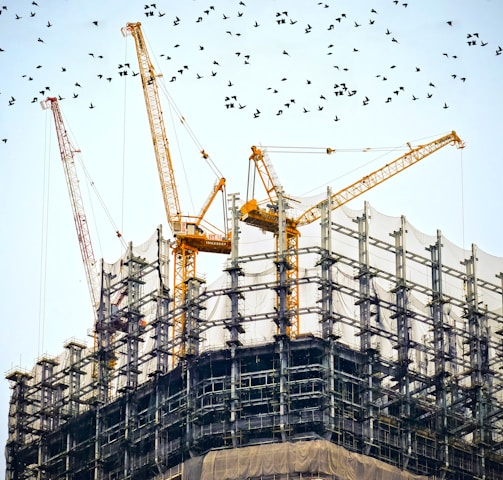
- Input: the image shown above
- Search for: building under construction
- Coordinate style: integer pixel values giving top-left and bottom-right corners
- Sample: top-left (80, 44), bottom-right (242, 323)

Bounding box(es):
top-left (6, 21), bottom-right (503, 480)
top-left (5, 194), bottom-right (503, 479)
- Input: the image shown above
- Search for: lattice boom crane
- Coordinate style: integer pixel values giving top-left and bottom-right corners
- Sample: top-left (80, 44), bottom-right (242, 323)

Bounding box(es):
top-left (240, 131), bottom-right (465, 338)
top-left (41, 97), bottom-right (100, 311)
top-left (122, 22), bottom-right (232, 359)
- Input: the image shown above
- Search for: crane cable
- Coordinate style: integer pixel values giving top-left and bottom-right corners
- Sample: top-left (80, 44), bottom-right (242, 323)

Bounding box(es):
top-left (139, 29), bottom-right (224, 218)
top-left (38, 112), bottom-right (53, 356)
top-left (60, 109), bottom-right (128, 252)
top-left (157, 79), bottom-right (224, 180)
top-left (261, 133), bottom-right (455, 155)
top-left (140, 28), bottom-right (224, 180)
top-left (120, 35), bottom-right (129, 254)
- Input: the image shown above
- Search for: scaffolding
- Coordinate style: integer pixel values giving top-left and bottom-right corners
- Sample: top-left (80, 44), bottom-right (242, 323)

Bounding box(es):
top-left (5, 196), bottom-right (503, 479)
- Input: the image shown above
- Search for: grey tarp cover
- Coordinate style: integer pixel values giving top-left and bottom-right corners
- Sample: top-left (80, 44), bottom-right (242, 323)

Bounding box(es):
top-left (191, 440), bottom-right (430, 480)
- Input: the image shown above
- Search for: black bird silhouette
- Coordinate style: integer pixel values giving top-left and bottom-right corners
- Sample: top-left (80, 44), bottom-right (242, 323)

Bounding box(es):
top-left (46, 21), bottom-right (52, 27)
top-left (92, 21), bottom-right (98, 26)
top-left (89, 103), bottom-right (95, 109)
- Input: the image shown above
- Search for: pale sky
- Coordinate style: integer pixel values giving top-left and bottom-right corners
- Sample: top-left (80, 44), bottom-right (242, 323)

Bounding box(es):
top-left (1, 0), bottom-right (502, 473)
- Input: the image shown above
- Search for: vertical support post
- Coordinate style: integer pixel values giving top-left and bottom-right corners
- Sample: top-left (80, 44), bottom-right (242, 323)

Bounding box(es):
top-left (122, 242), bottom-right (144, 391)
top-left (274, 189), bottom-right (290, 442)
top-left (355, 201), bottom-right (377, 454)
top-left (153, 225), bottom-right (172, 376)
top-left (94, 260), bottom-right (109, 480)
top-left (462, 245), bottom-right (490, 479)
top-left (63, 340), bottom-right (86, 480)
top-left (153, 226), bottom-right (171, 471)
top-left (5, 370), bottom-right (32, 480)
top-left (96, 261), bottom-right (112, 405)
top-left (36, 357), bottom-right (58, 480)
top-left (427, 230), bottom-right (450, 474)
top-left (122, 242), bottom-right (147, 477)
top-left (64, 340), bottom-right (86, 417)
top-left (184, 277), bottom-right (204, 453)
top-left (225, 193), bottom-right (244, 448)
top-left (390, 215), bottom-right (412, 469)
top-left (37, 357), bottom-right (59, 432)
top-left (318, 187), bottom-right (338, 437)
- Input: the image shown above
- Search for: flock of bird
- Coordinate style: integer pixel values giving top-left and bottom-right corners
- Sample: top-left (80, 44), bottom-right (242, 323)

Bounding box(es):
top-left (0, 0), bottom-right (501, 144)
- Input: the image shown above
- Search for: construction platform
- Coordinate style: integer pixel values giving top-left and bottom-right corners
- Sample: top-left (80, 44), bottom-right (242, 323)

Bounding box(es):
top-left (5, 199), bottom-right (503, 479)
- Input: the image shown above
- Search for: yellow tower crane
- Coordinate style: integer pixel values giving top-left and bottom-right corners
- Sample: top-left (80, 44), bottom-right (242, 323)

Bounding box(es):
top-left (122, 22), bottom-right (232, 359)
top-left (240, 131), bottom-right (464, 338)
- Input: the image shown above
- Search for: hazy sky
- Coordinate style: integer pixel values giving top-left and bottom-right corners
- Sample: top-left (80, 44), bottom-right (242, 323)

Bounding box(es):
top-left (1, 0), bottom-right (502, 473)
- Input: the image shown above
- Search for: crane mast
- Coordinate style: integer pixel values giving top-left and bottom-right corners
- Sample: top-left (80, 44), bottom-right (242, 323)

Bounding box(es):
top-left (123, 22), bottom-right (231, 360)
top-left (241, 131), bottom-right (464, 338)
top-left (41, 97), bottom-right (100, 311)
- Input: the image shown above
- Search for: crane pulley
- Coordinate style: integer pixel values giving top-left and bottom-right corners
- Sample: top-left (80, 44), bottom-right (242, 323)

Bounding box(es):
top-left (240, 131), bottom-right (465, 338)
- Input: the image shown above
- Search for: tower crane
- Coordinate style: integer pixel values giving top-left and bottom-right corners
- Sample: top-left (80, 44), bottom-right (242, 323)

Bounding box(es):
top-left (240, 131), bottom-right (465, 338)
top-left (41, 97), bottom-right (101, 313)
top-left (122, 22), bottom-right (232, 358)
